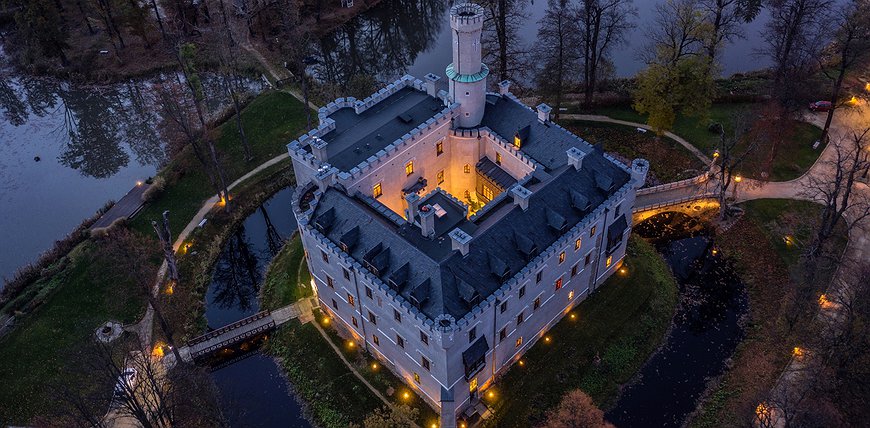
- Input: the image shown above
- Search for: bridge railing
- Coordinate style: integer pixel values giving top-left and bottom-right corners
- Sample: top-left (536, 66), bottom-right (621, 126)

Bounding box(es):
top-left (186, 311), bottom-right (271, 347)
top-left (632, 192), bottom-right (719, 213)
top-left (637, 174), bottom-right (711, 196)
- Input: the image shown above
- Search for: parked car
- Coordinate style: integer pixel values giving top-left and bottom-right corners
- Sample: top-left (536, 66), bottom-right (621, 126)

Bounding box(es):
top-left (114, 368), bottom-right (138, 398)
top-left (808, 101), bottom-right (832, 112)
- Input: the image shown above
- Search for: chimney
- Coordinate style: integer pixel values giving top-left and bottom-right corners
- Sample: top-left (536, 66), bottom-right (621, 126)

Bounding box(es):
top-left (498, 80), bottom-right (512, 96)
top-left (420, 205), bottom-right (436, 238)
top-left (449, 228), bottom-right (473, 256)
top-left (311, 136), bottom-right (329, 163)
top-left (567, 147), bottom-right (586, 170)
top-left (536, 103), bottom-right (552, 123)
top-left (405, 193), bottom-right (421, 220)
top-left (511, 185), bottom-right (532, 211)
top-left (425, 73), bottom-right (441, 98)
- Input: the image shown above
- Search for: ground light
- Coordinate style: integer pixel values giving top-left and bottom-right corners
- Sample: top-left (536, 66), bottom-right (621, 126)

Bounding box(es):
top-left (347, 340), bottom-right (355, 349)
top-left (793, 347), bottom-right (804, 358)
top-left (371, 362), bottom-right (379, 370)
top-left (322, 316), bottom-right (330, 325)
top-left (569, 313), bottom-right (577, 320)
top-left (544, 336), bottom-right (552, 344)
top-left (518, 359), bottom-right (525, 366)
top-left (402, 391), bottom-right (411, 400)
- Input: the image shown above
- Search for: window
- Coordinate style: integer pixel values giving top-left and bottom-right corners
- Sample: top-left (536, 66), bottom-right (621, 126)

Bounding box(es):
top-left (331, 299), bottom-right (338, 309)
top-left (606, 255), bottom-right (613, 268)
top-left (394, 309), bottom-right (402, 323)
top-left (368, 310), bottom-right (377, 324)
top-left (513, 135), bottom-right (521, 148)
top-left (414, 372), bottom-right (421, 383)
top-left (405, 161), bottom-right (414, 176)
top-left (347, 293), bottom-right (355, 307)
top-left (533, 297), bottom-right (541, 310)
top-left (342, 268), bottom-right (350, 280)
top-left (373, 334), bottom-right (380, 346)
top-left (469, 377), bottom-right (478, 392)
top-left (365, 286), bottom-right (373, 299)
top-left (500, 301), bottom-right (508, 313)
top-left (519, 286), bottom-right (526, 298)
top-left (555, 277), bottom-right (563, 291)
top-left (559, 251), bottom-right (566, 264)
top-left (464, 164), bottom-right (471, 174)
top-left (516, 312), bottom-right (524, 325)
top-left (420, 331), bottom-right (429, 345)
top-left (590, 225), bottom-right (597, 237)
top-left (614, 203), bottom-right (622, 216)
top-left (436, 141), bottom-right (444, 155)
top-left (397, 335), bottom-right (405, 348)
top-left (469, 326), bottom-right (477, 342)
top-left (437, 169), bottom-right (445, 184)
top-left (575, 237), bottom-right (582, 251)
top-left (373, 182), bottom-right (382, 198)
top-left (571, 264), bottom-right (579, 277)
top-left (536, 271), bottom-right (543, 284)
top-left (496, 152), bottom-right (502, 165)
top-left (499, 327), bottom-right (507, 342)
top-left (585, 253), bottom-right (592, 266)
top-left (482, 185), bottom-right (494, 201)
top-left (321, 250), bottom-right (329, 263)
top-left (352, 317), bottom-right (358, 328)
top-left (516, 337), bottom-right (523, 348)
top-left (326, 275), bottom-right (334, 288)
top-left (569, 290), bottom-right (575, 300)
top-left (465, 91), bottom-right (470, 96)
top-left (422, 357), bottom-right (431, 371)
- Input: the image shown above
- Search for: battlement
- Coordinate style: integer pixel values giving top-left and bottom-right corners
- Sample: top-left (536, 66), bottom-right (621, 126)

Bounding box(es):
top-left (450, 2), bottom-right (485, 29)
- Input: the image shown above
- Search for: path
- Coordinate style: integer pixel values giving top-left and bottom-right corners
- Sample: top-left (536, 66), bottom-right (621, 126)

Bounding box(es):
top-left (560, 114), bottom-right (713, 164)
top-left (90, 182), bottom-right (151, 231)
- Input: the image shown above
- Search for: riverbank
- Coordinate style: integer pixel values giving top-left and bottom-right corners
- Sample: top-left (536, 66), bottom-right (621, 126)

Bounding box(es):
top-left (0, 89), bottom-right (309, 424)
top-left (482, 237), bottom-right (679, 427)
top-left (689, 199), bottom-right (848, 427)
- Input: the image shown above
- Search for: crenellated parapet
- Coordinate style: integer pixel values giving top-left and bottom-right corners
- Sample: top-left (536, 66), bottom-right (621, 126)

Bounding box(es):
top-left (467, 173), bottom-right (534, 223)
top-left (478, 127), bottom-right (541, 171)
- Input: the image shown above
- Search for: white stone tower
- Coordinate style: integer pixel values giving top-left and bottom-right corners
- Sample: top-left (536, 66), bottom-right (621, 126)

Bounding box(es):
top-left (447, 2), bottom-right (488, 128)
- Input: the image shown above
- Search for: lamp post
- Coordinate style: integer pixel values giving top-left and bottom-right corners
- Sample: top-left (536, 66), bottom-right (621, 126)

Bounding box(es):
top-left (733, 175), bottom-right (742, 201)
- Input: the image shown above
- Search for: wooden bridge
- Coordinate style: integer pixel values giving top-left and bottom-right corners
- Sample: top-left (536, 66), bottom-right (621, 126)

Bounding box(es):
top-left (182, 311), bottom-right (276, 362)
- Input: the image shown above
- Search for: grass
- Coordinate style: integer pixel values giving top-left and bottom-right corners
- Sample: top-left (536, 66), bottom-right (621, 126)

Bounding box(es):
top-left (260, 235), bottom-right (313, 311)
top-left (689, 199), bottom-right (848, 427)
top-left (591, 104), bottom-right (824, 181)
top-left (132, 90), bottom-right (308, 237)
top-left (0, 243), bottom-right (148, 423)
top-left (560, 120), bottom-right (706, 183)
top-left (483, 237), bottom-right (679, 427)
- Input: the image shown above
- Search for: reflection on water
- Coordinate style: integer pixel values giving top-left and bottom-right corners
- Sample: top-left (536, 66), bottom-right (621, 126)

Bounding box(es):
top-left (607, 212), bottom-right (747, 427)
top-left (202, 187), bottom-right (311, 428)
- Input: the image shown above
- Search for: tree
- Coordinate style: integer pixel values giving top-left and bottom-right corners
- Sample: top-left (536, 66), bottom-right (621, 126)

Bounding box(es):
top-left (818, 1), bottom-right (870, 144)
top-left (362, 405), bottom-right (419, 428)
top-left (699, 0), bottom-right (761, 60)
top-left (576, 0), bottom-right (636, 109)
top-left (633, 0), bottom-right (716, 134)
top-left (479, 0), bottom-right (529, 83)
top-left (761, 0), bottom-right (834, 107)
top-left (713, 112), bottom-right (756, 219)
top-left (541, 389), bottom-right (613, 428)
top-left (799, 129), bottom-right (870, 257)
top-left (14, 0), bottom-right (70, 66)
top-left (533, 0), bottom-right (580, 118)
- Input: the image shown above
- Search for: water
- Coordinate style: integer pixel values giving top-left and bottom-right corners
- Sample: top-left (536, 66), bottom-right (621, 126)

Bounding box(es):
top-left (201, 187), bottom-right (311, 428)
top-left (606, 212), bottom-right (747, 427)
top-left (313, 0), bottom-right (772, 88)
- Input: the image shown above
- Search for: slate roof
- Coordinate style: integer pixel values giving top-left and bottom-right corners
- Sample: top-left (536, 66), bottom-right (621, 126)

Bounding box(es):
top-left (321, 88), bottom-right (445, 171)
top-left (476, 157), bottom-right (518, 189)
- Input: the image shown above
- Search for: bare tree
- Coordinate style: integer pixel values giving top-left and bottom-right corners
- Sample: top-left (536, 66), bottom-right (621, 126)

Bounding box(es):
top-left (479, 0), bottom-right (529, 83)
top-left (541, 389), bottom-right (614, 428)
top-left (576, 0), bottom-right (636, 109)
top-left (699, 0), bottom-right (761, 60)
top-left (533, 0), bottom-right (581, 118)
top-left (818, 1), bottom-right (870, 144)
top-left (713, 112), bottom-right (756, 219)
top-left (800, 129), bottom-right (870, 257)
top-left (152, 210), bottom-right (179, 282)
top-left (362, 404), bottom-right (419, 428)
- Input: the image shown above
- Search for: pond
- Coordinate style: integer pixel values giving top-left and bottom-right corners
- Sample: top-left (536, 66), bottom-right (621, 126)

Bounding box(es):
top-left (606, 212), bottom-right (747, 427)
top-left (201, 187), bottom-right (311, 428)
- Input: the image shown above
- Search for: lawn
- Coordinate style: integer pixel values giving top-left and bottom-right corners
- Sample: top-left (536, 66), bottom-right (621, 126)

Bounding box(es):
top-left (0, 243), bottom-right (149, 423)
top-left (690, 199), bottom-right (848, 427)
top-left (592, 104), bottom-right (823, 181)
top-left (483, 237), bottom-right (679, 427)
top-left (260, 235), bottom-right (313, 311)
top-left (561, 120), bottom-right (706, 184)
top-left (132, 90), bottom-right (308, 236)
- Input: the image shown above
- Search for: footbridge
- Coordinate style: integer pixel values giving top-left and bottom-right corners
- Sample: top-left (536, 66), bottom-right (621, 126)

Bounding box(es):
top-left (178, 298), bottom-right (316, 363)
top-left (632, 174), bottom-right (721, 223)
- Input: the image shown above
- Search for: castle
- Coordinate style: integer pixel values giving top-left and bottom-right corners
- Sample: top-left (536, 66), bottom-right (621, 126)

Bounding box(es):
top-left (288, 3), bottom-right (648, 426)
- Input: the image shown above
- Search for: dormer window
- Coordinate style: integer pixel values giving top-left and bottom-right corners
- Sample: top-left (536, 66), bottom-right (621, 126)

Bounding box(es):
top-left (513, 135), bottom-right (521, 148)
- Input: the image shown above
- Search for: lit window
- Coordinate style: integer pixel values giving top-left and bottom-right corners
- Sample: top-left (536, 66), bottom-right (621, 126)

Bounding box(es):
top-left (513, 135), bottom-right (521, 148)
top-left (405, 161), bottom-right (414, 176)
top-left (464, 164), bottom-right (471, 174)
top-left (436, 141), bottom-right (444, 155)
top-left (606, 255), bottom-right (613, 267)
top-left (469, 377), bottom-right (478, 392)
top-left (559, 251), bottom-right (566, 264)
top-left (496, 153), bottom-right (502, 165)
top-left (373, 182), bottom-right (382, 198)
top-left (575, 238), bottom-right (582, 250)
top-left (482, 185), bottom-right (494, 200)
top-left (327, 275), bottom-right (334, 288)
top-left (555, 277), bottom-right (563, 290)
top-left (414, 372), bottom-right (421, 383)
top-left (422, 357), bottom-right (430, 371)
top-left (569, 290), bottom-right (574, 300)
top-left (373, 334), bottom-right (380, 346)
top-left (437, 170), bottom-right (445, 184)
top-left (516, 337), bottom-right (523, 348)
top-left (590, 226), bottom-right (597, 237)
top-left (347, 293), bottom-right (355, 307)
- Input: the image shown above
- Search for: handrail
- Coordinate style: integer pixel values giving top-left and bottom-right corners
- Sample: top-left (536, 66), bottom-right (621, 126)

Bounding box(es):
top-left (632, 193), bottom-right (718, 213)
top-left (186, 311), bottom-right (271, 347)
top-left (637, 174), bottom-right (710, 196)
